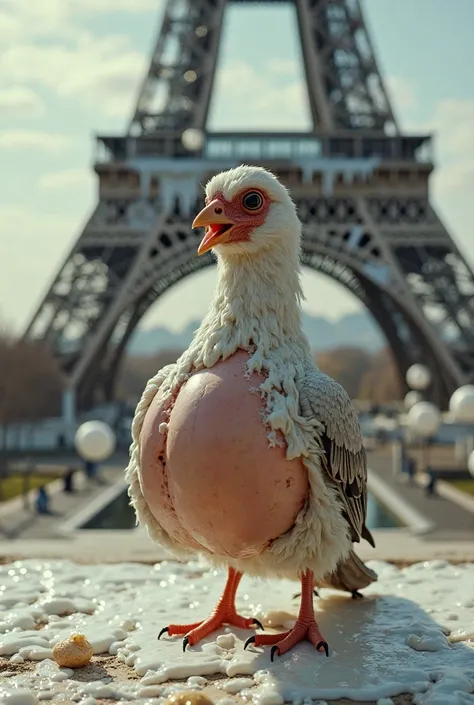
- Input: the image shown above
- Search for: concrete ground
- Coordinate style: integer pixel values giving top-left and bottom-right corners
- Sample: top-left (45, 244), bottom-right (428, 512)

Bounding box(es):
top-left (368, 447), bottom-right (474, 542)
top-left (0, 465), bottom-right (123, 540)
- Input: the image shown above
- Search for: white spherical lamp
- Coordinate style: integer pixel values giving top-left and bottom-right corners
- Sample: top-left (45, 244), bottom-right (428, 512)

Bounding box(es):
top-left (404, 390), bottom-right (423, 410)
top-left (406, 364), bottom-right (431, 391)
top-left (407, 401), bottom-right (441, 439)
top-left (75, 421), bottom-right (115, 462)
top-left (181, 128), bottom-right (204, 152)
top-left (468, 450), bottom-right (474, 478)
top-left (449, 385), bottom-right (474, 423)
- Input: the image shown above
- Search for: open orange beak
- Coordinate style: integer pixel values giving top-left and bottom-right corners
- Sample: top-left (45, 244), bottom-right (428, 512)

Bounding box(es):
top-left (193, 199), bottom-right (236, 255)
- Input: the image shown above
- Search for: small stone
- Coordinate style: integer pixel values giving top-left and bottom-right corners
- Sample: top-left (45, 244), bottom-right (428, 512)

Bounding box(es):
top-left (52, 633), bottom-right (93, 668)
top-left (165, 691), bottom-right (214, 705)
top-left (216, 633), bottom-right (235, 650)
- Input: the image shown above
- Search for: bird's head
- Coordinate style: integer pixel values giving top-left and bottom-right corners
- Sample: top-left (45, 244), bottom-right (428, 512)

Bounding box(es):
top-left (193, 165), bottom-right (301, 259)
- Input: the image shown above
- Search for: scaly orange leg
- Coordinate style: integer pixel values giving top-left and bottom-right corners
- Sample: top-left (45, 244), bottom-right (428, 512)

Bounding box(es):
top-left (158, 567), bottom-right (263, 651)
top-left (244, 569), bottom-right (328, 661)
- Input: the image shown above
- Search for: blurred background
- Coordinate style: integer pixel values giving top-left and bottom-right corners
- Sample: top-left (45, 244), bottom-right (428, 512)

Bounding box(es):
top-left (0, 0), bottom-right (473, 555)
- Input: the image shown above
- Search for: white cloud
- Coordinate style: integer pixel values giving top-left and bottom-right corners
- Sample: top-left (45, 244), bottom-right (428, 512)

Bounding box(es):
top-left (386, 75), bottom-right (417, 113)
top-left (0, 35), bottom-right (147, 118)
top-left (426, 99), bottom-right (474, 265)
top-left (430, 99), bottom-right (474, 159)
top-left (77, 0), bottom-right (159, 12)
top-left (267, 58), bottom-right (300, 77)
top-left (0, 205), bottom-right (82, 333)
top-left (38, 168), bottom-right (93, 192)
top-left (210, 59), bottom-right (311, 130)
top-left (0, 86), bottom-right (44, 118)
top-left (0, 130), bottom-right (72, 152)
top-left (0, 0), bottom-right (162, 42)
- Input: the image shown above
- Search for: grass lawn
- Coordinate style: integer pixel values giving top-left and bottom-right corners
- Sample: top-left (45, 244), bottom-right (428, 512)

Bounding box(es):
top-left (449, 479), bottom-right (474, 497)
top-left (0, 475), bottom-right (60, 502)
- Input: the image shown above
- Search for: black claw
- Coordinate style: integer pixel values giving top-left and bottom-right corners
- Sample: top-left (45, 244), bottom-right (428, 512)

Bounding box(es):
top-left (252, 618), bottom-right (264, 631)
top-left (244, 636), bottom-right (256, 651)
top-left (157, 627), bottom-right (169, 640)
top-left (270, 645), bottom-right (280, 662)
top-left (182, 636), bottom-right (189, 652)
top-left (292, 589), bottom-right (319, 600)
top-left (351, 590), bottom-right (364, 599)
top-left (316, 641), bottom-right (329, 657)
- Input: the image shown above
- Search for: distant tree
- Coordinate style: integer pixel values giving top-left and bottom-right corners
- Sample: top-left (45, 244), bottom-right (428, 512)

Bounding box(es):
top-left (117, 343), bottom-right (403, 406)
top-left (315, 345), bottom-right (402, 402)
top-left (316, 347), bottom-right (373, 399)
top-left (116, 349), bottom-right (183, 402)
top-left (358, 348), bottom-right (402, 403)
top-left (0, 323), bottom-right (64, 439)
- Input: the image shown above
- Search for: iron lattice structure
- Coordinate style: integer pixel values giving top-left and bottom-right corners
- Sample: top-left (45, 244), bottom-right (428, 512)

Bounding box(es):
top-left (25, 0), bottom-right (474, 411)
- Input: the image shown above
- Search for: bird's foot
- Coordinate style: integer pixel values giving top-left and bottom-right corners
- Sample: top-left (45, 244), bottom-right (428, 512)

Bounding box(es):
top-left (244, 616), bottom-right (328, 661)
top-left (159, 609), bottom-right (263, 650)
top-left (351, 590), bottom-right (364, 599)
top-left (292, 589), bottom-right (319, 600)
top-left (159, 568), bottom-right (262, 650)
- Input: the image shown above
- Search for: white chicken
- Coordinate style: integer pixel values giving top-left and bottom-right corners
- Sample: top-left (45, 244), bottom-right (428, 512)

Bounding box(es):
top-left (126, 165), bottom-right (376, 660)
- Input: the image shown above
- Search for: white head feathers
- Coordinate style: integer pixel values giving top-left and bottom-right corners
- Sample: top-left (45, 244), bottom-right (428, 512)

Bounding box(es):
top-left (205, 164), bottom-right (302, 260)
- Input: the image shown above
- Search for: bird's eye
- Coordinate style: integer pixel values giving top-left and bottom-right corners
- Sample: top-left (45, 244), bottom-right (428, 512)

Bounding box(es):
top-left (242, 191), bottom-right (263, 211)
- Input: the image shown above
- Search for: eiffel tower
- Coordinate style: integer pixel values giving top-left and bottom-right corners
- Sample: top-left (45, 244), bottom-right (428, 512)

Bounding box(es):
top-left (24, 0), bottom-right (474, 416)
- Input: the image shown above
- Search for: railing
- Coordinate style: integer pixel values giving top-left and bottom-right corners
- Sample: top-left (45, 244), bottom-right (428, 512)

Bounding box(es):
top-left (94, 132), bottom-right (433, 166)
top-left (205, 136), bottom-right (322, 160)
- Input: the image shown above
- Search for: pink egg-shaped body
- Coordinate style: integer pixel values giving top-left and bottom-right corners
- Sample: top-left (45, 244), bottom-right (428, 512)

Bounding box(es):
top-left (139, 350), bottom-right (308, 559)
top-left (139, 391), bottom-right (202, 550)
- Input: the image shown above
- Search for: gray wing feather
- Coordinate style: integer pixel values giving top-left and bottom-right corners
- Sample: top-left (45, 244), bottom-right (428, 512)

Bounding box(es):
top-left (299, 369), bottom-right (375, 548)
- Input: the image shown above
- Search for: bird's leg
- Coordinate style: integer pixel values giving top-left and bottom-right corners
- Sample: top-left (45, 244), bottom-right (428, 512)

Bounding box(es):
top-left (158, 567), bottom-right (263, 649)
top-left (245, 569), bottom-right (328, 661)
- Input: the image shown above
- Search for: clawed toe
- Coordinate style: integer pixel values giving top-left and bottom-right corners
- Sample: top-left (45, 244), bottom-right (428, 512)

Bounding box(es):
top-left (244, 635), bottom-right (256, 650)
top-left (292, 589), bottom-right (320, 600)
top-left (158, 611), bottom-right (263, 650)
top-left (270, 645), bottom-right (279, 662)
top-left (316, 640), bottom-right (329, 657)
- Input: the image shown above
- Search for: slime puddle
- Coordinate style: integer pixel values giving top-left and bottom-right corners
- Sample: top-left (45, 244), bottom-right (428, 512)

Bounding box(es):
top-left (0, 559), bottom-right (472, 703)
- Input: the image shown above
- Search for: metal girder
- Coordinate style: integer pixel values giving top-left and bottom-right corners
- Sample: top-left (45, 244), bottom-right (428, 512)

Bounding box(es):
top-left (128, 0), bottom-right (397, 135)
top-left (129, 0), bottom-right (226, 135)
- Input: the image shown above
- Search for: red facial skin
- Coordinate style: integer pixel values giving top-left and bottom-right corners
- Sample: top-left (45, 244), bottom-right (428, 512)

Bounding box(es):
top-left (204, 189), bottom-right (271, 246)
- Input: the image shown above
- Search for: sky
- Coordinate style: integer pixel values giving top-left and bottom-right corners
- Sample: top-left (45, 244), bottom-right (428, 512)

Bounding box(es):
top-left (0, 0), bottom-right (473, 334)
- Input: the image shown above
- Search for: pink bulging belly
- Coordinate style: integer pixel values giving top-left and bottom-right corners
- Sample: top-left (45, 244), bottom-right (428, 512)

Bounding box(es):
top-left (138, 350), bottom-right (308, 559)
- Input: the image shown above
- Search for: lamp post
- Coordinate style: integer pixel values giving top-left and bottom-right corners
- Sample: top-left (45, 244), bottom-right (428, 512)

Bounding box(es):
top-left (406, 363), bottom-right (431, 393)
top-left (404, 390), bottom-right (423, 411)
top-left (468, 451), bottom-right (474, 479)
top-left (395, 364), bottom-right (433, 479)
top-left (75, 421), bottom-right (116, 482)
top-left (449, 385), bottom-right (474, 468)
top-left (407, 401), bottom-right (442, 482)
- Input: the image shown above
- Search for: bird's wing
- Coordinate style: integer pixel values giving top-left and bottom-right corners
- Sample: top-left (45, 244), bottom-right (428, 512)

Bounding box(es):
top-left (299, 369), bottom-right (375, 547)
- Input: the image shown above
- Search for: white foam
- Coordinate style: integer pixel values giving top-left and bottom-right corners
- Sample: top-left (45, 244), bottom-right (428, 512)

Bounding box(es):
top-left (0, 559), bottom-right (472, 703)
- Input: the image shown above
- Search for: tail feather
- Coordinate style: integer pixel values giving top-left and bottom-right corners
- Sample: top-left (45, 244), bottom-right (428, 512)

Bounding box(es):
top-left (317, 550), bottom-right (377, 593)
